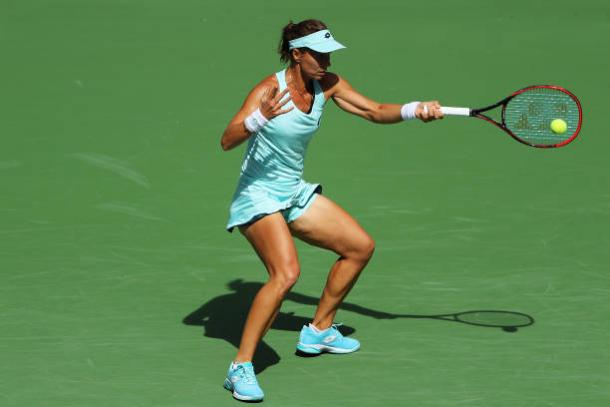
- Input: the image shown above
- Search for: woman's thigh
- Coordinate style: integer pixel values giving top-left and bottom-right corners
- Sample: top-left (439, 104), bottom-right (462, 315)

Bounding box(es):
top-left (239, 212), bottom-right (299, 275)
top-left (288, 195), bottom-right (374, 258)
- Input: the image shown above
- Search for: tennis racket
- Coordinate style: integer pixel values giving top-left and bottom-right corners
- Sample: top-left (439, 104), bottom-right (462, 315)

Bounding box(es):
top-left (430, 85), bottom-right (583, 148)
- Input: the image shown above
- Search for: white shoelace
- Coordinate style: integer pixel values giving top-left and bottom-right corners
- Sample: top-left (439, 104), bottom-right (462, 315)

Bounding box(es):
top-left (235, 365), bottom-right (257, 385)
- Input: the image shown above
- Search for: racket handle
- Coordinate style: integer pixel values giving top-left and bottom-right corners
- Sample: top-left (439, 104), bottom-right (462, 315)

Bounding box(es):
top-left (440, 106), bottom-right (471, 116)
top-left (422, 105), bottom-right (471, 117)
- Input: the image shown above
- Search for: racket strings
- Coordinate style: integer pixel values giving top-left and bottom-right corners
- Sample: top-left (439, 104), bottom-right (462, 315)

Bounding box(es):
top-left (504, 87), bottom-right (580, 147)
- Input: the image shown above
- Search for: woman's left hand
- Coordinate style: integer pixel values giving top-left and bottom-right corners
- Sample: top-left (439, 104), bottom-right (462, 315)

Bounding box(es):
top-left (415, 101), bottom-right (444, 123)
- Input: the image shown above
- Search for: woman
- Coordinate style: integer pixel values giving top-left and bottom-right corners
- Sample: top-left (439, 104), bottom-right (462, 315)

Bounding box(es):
top-left (220, 19), bottom-right (443, 402)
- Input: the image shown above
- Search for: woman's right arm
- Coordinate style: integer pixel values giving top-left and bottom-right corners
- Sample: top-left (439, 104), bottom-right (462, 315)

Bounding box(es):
top-left (220, 79), bottom-right (293, 151)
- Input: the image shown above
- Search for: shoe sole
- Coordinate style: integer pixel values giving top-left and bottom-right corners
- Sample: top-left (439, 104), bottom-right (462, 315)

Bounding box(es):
top-left (223, 379), bottom-right (264, 402)
top-left (296, 342), bottom-right (360, 355)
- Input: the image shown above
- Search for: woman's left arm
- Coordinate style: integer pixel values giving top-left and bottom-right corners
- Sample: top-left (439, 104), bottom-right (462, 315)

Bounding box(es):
top-left (326, 74), bottom-right (443, 123)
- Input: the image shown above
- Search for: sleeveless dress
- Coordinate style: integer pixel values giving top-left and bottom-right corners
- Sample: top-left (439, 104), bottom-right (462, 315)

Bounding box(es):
top-left (226, 68), bottom-right (326, 232)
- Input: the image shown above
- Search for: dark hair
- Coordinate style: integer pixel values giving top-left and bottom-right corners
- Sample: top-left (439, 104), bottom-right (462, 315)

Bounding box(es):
top-left (278, 19), bottom-right (328, 64)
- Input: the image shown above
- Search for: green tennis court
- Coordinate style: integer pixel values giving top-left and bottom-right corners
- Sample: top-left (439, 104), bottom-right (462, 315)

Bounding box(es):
top-left (2, 0), bottom-right (609, 405)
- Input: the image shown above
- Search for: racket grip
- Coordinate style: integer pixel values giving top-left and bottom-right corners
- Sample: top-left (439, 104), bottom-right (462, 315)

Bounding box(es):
top-left (440, 106), bottom-right (471, 116)
top-left (422, 105), bottom-right (471, 116)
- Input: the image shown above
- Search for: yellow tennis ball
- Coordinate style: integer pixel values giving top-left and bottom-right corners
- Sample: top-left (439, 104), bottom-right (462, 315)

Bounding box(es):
top-left (550, 119), bottom-right (567, 134)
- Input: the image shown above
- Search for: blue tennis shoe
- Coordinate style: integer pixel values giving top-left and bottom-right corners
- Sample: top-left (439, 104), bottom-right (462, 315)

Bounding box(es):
top-left (223, 361), bottom-right (264, 402)
top-left (296, 323), bottom-right (360, 355)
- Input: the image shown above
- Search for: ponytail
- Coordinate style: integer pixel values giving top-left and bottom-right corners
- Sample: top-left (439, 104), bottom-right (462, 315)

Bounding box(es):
top-left (278, 19), bottom-right (328, 64)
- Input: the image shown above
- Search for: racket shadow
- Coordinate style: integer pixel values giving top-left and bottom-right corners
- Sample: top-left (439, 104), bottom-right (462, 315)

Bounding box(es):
top-left (387, 310), bottom-right (535, 332)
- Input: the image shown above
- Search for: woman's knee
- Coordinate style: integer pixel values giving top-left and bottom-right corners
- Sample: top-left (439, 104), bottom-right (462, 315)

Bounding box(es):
top-left (269, 261), bottom-right (301, 292)
top-left (347, 234), bottom-right (376, 263)
top-left (361, 235), bottom-right (376, 261)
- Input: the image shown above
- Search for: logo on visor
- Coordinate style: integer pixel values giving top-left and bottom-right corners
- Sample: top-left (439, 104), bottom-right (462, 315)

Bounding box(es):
top-left (324, 33), bottom-right (331, 39)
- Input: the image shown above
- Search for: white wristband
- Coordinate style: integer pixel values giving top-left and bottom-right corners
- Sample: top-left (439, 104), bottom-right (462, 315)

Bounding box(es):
top-left (400, 101), bottom-right (420, 121)
top-left (244, 108), bottom-right (269, 133)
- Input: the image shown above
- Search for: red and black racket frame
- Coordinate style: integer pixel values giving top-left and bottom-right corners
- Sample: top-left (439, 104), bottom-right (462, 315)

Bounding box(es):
top-left (470, 85), bottom-right (583, 148)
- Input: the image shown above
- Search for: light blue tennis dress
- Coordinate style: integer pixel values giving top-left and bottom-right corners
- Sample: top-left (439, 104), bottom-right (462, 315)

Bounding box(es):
top-left (226, 68), bottom-right (326, 232)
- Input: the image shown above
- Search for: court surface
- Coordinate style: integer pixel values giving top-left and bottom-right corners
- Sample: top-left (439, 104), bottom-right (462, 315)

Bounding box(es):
top-left (2, 0), bottom-right (609, 406)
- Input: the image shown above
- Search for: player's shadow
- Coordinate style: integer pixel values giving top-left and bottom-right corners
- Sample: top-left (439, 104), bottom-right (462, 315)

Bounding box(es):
top-left (183, 279), bottom-right (536, 374)
top-left (182, 279), bottom-right (394, 374)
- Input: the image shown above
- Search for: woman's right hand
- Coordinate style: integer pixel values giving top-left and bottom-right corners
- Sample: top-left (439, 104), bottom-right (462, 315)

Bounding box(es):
top-left (415, 101), bottom-right (444, 123)
top-left (259, 86), bottom-right (293, 119)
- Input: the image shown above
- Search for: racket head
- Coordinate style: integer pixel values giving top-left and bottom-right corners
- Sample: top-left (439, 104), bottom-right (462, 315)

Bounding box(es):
top-left (500, 85), bottom-right (583, 148)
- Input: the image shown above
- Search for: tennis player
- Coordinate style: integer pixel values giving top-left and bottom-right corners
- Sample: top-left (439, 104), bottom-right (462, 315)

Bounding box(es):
top-left (220, 19), bottom-right (443, 402)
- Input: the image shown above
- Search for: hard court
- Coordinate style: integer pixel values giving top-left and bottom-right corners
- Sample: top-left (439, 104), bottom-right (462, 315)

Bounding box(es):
top-left (1, 0), bottom-right (609, 406)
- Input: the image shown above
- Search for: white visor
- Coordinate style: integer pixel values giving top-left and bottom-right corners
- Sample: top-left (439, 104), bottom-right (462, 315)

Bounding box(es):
top-left (288, 29), bottom-right (346, 53)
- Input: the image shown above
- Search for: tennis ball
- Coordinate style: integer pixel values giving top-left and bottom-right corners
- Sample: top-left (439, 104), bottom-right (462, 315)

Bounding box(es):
top-left (550, 119), bottom-right (567, 134)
